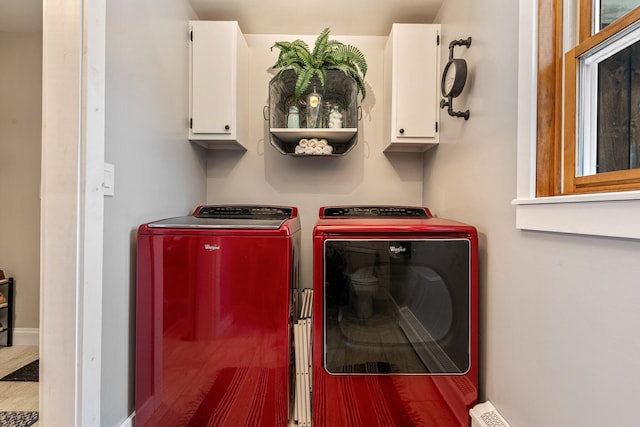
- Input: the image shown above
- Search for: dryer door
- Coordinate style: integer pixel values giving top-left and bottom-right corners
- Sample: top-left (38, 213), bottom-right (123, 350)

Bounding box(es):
top-left (323, 238), bottom-right (470, 374)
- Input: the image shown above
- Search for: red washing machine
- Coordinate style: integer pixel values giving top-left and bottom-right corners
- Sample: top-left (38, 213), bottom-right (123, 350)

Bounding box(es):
top-left (135, 205), bottom-right (300, 427)
top-left (312, 206), bottom-right (478, 427)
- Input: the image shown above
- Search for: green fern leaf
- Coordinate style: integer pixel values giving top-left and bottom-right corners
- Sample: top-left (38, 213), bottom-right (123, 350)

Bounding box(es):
top-left (314, 68), bottom-right (327, 92)
top-left (295, 68), bottom-right (316, 99)
top-left (312, 28), bottom-right (331, 66)
top-left (334, 44), bottom-right (367, 77)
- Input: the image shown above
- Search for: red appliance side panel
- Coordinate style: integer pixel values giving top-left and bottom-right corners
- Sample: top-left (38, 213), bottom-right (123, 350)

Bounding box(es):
top-left (136, 232), bottom-right (293, 427)
top-left (312, 230), bottom-right (478, 427)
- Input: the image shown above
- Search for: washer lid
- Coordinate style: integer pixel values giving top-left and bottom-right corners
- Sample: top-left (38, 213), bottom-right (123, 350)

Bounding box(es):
top-left (148, 205), bottom-right (294, 230)
top-left (146, 216), bottom-right (288, 229)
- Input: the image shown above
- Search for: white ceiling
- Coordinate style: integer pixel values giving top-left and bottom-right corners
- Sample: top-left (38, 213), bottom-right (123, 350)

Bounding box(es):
top-left (188, 0), bottom-right (444, 36)
top-left (0, 0), bottom-right (443, 35)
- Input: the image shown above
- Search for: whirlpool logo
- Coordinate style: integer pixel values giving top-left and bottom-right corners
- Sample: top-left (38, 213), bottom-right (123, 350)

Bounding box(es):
top-left (389, 242), bottom-right (411, 259)
top-left (389, 245), bottom-right (406, 255)
top-left (204, 244), bottom-right (221, 251)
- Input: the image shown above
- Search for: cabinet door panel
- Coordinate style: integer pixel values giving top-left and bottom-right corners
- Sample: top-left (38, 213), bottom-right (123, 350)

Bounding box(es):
top-left (191, 22), bottom-right (234, 135)
top-left (395, 25), bottom-right (438, 138)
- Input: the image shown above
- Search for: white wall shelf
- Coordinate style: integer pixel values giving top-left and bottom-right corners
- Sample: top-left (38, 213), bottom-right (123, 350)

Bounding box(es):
top-left (270, 128), bottom-right (357, 144)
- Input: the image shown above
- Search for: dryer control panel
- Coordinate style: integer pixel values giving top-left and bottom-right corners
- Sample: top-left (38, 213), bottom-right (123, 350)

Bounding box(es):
top-left (321, 206), bottom-right (431, 218)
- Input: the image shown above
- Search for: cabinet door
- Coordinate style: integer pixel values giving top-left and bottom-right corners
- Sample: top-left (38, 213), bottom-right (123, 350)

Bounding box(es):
top-left (394, 25), bottom-right (439, 139)
top-left (190, 22), bottom-right (234, 136)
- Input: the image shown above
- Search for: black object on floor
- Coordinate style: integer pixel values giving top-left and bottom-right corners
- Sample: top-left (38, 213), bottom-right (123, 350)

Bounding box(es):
top-left (0, 359), bottom-right (39, 382)
top-left (0, 411), bottom-right (39, 427)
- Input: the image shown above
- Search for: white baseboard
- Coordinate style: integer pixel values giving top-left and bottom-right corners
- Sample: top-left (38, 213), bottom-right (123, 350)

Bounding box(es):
top-left (12, 328), bottom-right (39, 346)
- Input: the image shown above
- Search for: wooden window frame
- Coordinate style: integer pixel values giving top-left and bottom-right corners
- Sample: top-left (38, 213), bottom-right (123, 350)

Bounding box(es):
top-left (537, 1), bottom-right (640, 196)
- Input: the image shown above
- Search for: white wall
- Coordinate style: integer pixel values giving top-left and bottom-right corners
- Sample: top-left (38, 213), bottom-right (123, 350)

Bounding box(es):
top-left (0, 31), bottom-right (41, 332)
top-left (207, 34), bottom-right (425, 287)
top-left (430, 1), bottom-right (640, 426)
top-left (103, 0), bottom-right (204, 425)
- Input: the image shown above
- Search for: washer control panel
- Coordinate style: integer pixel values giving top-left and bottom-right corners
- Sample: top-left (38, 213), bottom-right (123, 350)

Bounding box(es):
top-left (194, 205), bottom-right (294, 220)
top-left (321, 206), bottom-right (430, 218)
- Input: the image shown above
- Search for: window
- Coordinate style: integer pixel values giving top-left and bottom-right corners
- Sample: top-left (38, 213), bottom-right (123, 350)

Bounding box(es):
top-left (596, 0), bottom-right (639, 30)
top-left (537, 1), bottom-right (640, 196)
top-left (578, 26), bottom-right (640, 176)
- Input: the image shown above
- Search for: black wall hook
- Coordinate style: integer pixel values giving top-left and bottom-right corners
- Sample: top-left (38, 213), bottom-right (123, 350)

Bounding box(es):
top-left (440, 98), bottom-right (470, 120)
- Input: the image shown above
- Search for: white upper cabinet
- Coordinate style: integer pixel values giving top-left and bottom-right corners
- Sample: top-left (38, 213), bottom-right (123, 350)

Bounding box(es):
top-left (189, 21), bottom-right (248, 150)
top-left (383, 24), bottom-right (441, 152)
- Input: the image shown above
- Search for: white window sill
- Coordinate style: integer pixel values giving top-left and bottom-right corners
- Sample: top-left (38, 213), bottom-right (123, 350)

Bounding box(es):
top-left (513, 192), bottom-right (640, 240)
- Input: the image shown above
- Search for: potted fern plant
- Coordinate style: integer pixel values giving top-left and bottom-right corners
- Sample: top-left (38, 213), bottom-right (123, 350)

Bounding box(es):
top-left (270, 28), bottom-right (368, 101)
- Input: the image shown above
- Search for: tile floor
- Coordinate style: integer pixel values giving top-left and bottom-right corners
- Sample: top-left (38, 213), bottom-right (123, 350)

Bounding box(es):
top-left (0, 345), bottom-right (39, 426)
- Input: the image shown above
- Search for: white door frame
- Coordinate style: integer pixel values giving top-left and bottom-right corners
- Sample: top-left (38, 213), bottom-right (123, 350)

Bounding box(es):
top-left (41, 0), bottom-right (105, 425)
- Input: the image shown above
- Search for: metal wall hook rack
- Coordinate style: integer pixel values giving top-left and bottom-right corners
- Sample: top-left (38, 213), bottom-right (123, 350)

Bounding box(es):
top-left (440, 98), bottom-right (470, 120)
top-left (448, 37), bottom-right (472, 60)
top-left (440, 37), bottom-right (472, 120)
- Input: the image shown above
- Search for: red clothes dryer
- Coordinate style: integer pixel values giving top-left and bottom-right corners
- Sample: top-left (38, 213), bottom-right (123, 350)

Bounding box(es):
top-left (312, 206), bottom-right (478, 427)
top-left (135, 205), bottom-right (300, 427)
